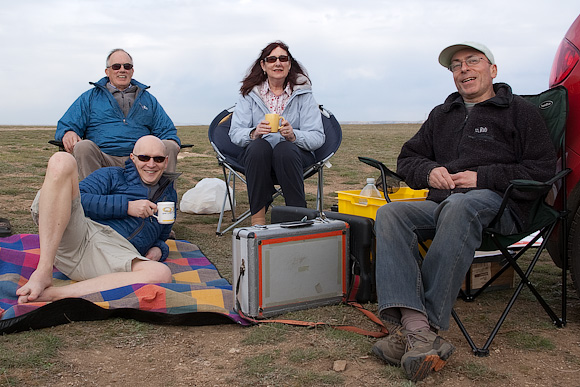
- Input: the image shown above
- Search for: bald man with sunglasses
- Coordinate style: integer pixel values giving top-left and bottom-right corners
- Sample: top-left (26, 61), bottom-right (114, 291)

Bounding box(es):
top-left (55, 48), bottom-right (181, 180)
top-left (17, 135), bottom-right (179, 304)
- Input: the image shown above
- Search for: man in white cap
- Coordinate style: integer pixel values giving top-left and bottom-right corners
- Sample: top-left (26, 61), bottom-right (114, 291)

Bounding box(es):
top-left (371, 42), bottom-right (556, 381)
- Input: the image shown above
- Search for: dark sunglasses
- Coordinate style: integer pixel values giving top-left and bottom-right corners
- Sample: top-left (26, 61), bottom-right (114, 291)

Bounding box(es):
top-left (264, 55), bottom-right (289, 63)
top-left (108, 63), bottom-right (133, 70)
top-left (136, 154), bottom-right (166, 163)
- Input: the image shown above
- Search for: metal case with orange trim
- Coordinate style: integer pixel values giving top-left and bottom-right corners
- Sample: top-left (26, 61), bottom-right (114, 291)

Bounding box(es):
top-left (232, 219), bottom-right (349, 318)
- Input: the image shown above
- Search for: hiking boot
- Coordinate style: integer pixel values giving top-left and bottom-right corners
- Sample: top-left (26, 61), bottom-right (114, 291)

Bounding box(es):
top-left (372, 329), bottom-right (408, 366)
top-left (400, 328), bottom-right (455, 382)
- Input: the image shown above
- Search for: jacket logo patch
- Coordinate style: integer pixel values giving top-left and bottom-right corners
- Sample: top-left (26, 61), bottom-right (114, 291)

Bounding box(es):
top-left (474, 126), bottom-right (488, 133)
top-left (539, 100), bottom-right (553, 109)
top-left (140, 104), bottom-right (149, 110)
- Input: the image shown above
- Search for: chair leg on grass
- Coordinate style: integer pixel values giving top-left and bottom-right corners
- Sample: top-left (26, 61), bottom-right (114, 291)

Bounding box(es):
top-left (453, 227), bottom-right (566, 356)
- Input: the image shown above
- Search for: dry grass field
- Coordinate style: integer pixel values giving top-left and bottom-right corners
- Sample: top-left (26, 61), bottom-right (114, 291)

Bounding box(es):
top-left (1, 124), bottom-right (579, 386)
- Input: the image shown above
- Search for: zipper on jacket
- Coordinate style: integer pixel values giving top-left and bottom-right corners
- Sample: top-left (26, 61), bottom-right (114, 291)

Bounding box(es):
top-left (151, 175), bottom-right (178, 202)
top-left (127, 175), bottom-right (176, 241)
top-left (456, 112), bottom-right (469, 155)
top-left (127, 220), bottom-right (145, 241)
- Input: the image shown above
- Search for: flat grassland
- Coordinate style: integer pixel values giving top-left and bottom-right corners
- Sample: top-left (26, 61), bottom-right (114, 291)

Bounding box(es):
top-left (0, 124), bottom-right (579, 387)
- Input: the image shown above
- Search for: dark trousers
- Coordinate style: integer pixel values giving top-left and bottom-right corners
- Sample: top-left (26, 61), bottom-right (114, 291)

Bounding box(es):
top-left (241, 139), bottom-right (315, 215)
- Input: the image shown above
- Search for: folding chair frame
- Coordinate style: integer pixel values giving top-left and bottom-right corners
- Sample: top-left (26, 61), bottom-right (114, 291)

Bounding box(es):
top-left (451, 165), bottom-right (570, 356)
top-left (49, 140), bottom-right (194, 151)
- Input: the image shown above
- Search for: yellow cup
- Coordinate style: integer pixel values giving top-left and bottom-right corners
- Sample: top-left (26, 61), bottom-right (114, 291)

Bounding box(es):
top-left (265, 113), bottom-right (285, 133)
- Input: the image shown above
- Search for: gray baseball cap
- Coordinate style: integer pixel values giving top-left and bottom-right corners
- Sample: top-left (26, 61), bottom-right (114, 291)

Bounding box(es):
top-left (438, 42), bottom-right (495, 68)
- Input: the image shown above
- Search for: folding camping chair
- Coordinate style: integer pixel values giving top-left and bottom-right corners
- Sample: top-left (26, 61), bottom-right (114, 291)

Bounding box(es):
top-left (361, 86), bottom-right (570, 356)
top-left (208, 105), bottom-right (342, 236)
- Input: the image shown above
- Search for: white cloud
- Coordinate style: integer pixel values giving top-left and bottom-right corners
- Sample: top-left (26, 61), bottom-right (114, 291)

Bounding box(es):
top-left (0, 0), bottom-right (579, 124)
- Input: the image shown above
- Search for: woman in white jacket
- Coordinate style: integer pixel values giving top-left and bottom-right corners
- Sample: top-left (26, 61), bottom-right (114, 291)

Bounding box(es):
top-left (229, 41), bottom-right (325, 225)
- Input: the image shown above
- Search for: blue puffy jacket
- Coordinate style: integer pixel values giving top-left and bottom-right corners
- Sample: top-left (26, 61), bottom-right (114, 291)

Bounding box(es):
top-left (79, 159), bottom-right (179, 261)
top-left (55, 77), bottom-right (180, 157)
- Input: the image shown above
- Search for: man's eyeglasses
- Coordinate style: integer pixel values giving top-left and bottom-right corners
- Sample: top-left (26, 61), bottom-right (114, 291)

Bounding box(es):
top-left (264, 55), bottom-right (289, 63)
top-left (136, 155), bottom-right (167, 163)
top-left (448, 57), bottom-right (490, 72)
top-left (108, 63), bottom-right (134, 70)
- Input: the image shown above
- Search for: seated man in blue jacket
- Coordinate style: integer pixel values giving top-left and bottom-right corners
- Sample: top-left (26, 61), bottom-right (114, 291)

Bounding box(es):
top-left (55, 48), bottom-right (181, 180)
top-left (16, 135), bottom-right (178, 304)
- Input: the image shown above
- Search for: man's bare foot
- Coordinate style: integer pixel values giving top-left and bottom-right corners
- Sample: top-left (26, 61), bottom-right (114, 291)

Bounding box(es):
top-left (16, 270), bottom-right (54, 304)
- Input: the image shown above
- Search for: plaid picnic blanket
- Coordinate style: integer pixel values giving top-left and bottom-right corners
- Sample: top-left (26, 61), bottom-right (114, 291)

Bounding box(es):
top-left (0, 234), bottom-right (248, 333)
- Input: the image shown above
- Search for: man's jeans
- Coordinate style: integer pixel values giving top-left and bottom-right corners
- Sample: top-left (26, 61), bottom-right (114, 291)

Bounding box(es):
top-left (375, 189), bottom-right (519, 331)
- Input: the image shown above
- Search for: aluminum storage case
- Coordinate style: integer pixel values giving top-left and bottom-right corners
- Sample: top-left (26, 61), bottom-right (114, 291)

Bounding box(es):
top-left (233, 219), bottom-right (349, 318)
top-left (270, 206), bottom-right (376, 304)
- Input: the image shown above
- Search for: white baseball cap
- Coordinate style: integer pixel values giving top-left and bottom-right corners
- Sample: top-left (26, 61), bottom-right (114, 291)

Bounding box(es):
top-left (438, 42), bottom-right (495, 69)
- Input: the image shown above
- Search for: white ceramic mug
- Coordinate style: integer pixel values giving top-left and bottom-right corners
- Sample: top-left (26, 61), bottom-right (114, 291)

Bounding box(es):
top-left (153, 201), bottom-right (175, 224)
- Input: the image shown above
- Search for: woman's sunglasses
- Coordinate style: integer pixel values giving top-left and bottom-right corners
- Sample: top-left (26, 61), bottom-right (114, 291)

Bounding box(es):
top-left (263, 55), bottom-right (289, 63)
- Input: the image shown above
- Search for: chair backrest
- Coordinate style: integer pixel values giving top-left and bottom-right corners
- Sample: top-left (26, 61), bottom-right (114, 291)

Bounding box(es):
top-left (208, 105), bottom-right (342, 173)
top-left (479, 86), bottom-right (569, 250)
top-left (207, 107), bottom-right (245, 173)
top-left (314, 106), bottom-right (342, 164)
top-left (521, 86), bottom-right (568, 152)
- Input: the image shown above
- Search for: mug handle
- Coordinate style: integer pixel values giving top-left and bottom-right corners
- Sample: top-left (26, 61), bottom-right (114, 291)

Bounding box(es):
top-left (278, 116), bottom-right (285, 130)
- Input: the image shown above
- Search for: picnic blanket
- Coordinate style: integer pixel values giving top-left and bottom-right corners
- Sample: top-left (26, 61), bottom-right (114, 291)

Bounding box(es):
top-left (0, 234), bottom-right (249, 334)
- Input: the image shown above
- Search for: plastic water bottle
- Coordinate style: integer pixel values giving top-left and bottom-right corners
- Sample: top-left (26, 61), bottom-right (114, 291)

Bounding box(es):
top-left (359, 178), bottom-right (381, 205)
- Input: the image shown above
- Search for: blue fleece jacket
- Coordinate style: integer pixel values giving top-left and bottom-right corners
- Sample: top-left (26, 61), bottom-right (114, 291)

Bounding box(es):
top-left (55, 77), bottom-right (180, 157)
top-left (79, 159), bottom-right (179, 261)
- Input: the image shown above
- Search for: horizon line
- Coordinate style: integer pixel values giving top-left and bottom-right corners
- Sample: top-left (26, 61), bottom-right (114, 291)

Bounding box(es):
top-left (0, 120), bottom-right (425, 127)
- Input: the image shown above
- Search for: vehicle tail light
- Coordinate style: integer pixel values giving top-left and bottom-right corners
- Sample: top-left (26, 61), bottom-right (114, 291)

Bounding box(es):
top-left (550, 38), bottom-right (580, 86)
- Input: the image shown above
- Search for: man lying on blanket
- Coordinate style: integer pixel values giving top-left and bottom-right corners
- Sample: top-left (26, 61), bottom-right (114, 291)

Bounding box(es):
top-left (17, 135), bottom-right (179, 304)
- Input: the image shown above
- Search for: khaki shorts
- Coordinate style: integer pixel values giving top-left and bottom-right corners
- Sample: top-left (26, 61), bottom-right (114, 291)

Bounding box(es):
top-left (31, 191), bottom-right (148, 281)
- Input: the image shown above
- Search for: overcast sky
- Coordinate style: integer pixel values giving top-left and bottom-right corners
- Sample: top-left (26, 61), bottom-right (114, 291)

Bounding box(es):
top-left (1, 0), bottom-right (579, 125)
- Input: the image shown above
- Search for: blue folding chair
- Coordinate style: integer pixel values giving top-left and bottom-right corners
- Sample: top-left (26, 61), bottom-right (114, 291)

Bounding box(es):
top-left (208, 105), bottom-right (342, 235)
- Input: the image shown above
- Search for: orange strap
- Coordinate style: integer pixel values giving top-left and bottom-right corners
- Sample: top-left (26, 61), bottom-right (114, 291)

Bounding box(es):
top-left (238, 301), bottom-right (388, 338)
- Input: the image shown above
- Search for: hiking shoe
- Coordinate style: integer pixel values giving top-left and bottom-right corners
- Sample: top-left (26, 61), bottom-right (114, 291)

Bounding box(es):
top-left (400, 328), bottom-right (455, 382)
top-left (372, 329), bottom-right (408, 366)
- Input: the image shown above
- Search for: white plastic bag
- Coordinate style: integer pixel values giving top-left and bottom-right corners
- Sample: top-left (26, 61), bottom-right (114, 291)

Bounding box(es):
top-left (179, 178), bottom-right (233, 214)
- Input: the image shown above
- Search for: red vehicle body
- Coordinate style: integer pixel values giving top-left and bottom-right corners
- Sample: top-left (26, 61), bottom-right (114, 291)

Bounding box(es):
top-left (549, 14), bottom-right (580, 293)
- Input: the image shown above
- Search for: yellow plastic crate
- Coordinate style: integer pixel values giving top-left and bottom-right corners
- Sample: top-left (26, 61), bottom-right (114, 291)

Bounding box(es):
top-left (336, 187), bottom-right (428, 219)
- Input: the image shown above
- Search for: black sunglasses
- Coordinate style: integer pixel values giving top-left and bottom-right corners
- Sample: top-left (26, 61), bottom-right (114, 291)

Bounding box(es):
top-left (264, 55), bottom-right (289, 63)
top-left (108, 63), bottom-right (133, 70)
top-left (136, 154), bottom-right (166, 163)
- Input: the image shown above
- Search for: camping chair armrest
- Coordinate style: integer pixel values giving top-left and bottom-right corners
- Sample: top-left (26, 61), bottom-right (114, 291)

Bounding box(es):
top-left (545, 168), bottom-right (572, 186)
top-left (489, 168), bottom-right (571, 229)
top-left (48, 140), bottom-right (64, 147)
top-left (509, 168), bottom-right (570, 191)
top-left (357, 156), bottom-right (404, 197)
top-left (358, 157), bottom-right (404, 180)
top-left (508, 179), bottom-right (551, 191)
top-left (49, 140), bottom-right (194, 151)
